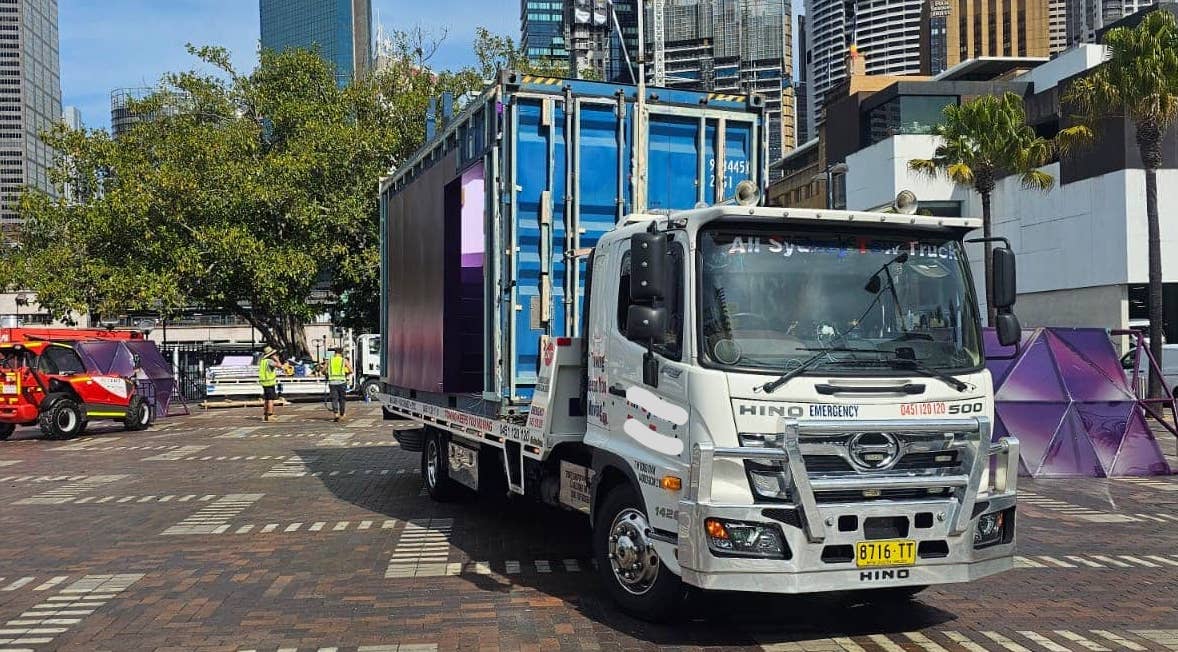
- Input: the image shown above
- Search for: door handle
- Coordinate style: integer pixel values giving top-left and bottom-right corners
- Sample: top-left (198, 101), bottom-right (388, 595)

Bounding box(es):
top-left (608, 384), bottom-right (627, 398)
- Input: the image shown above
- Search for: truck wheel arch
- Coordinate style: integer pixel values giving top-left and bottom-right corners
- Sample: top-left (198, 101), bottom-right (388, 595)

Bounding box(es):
top-left (590, 452), bottom-right (645, 525)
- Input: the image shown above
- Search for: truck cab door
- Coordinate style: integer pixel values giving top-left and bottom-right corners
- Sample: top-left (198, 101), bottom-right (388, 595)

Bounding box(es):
top-left (601, 234), bottom-right (690, 533)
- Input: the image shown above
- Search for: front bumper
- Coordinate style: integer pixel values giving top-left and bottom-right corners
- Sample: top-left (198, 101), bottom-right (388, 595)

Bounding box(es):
top-left (0, 402), bottom-right (39, 424)
top-left (676, 417), bottom-right (1020, 593)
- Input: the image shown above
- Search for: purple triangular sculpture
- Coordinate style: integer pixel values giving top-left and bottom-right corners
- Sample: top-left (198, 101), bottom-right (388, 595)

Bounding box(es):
top-left (1047, 330), bottom-right (1135, 402)
top-left (1109, 409), bottom-right (1173, 476)
top-left (1073, 401), bottom-right (1136, 472)
top-left (1050, 328), bottom-right (1137, 396)
top-left (995, 401), bottom-right (1070, 475)
top-left (995, 330), bottom-right (1068, 402)
top-left (1038, 405), bottom-right (1106, 477)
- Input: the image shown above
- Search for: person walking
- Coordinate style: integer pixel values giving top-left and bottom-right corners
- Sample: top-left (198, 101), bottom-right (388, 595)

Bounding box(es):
top-left (325, 347), bottom-right (353, 422)
top-left (258, 346), bottom-right (287, 422)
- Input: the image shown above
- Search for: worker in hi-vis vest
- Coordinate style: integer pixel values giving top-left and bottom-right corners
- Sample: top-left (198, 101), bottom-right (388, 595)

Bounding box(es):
top-left (258, 346), bottom-right (289, 422)
top-left (325, 346), bottom-right (353, 422)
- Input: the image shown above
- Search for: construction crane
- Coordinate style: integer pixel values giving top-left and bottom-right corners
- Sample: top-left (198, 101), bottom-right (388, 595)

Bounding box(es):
top-left (651, 0), bottom-right (666, 87)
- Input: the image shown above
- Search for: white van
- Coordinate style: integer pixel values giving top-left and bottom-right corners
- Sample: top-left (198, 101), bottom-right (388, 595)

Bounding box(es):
top-left (1121, 343), bottom-right (1178, 397)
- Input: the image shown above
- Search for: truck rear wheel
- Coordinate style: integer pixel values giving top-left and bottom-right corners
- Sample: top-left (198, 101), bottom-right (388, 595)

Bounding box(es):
top-left (0, 423), bottom-right (14, 440)
top-left (422, 430), bottom-right (462, 501)
top-left (123, 396), bottom-right (153, 431)
top-left (40, 399), bottom-right (85, 440)
top-left (361, 378), bottom-right (381, 402)
top-left (593, 485), bottom-right (685, 622)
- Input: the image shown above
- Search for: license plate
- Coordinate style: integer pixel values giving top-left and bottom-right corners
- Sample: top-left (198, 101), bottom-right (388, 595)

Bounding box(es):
top-left (1, 384), bottom-right (16, 394)
top-left (855, 539), bottom-right (917, 568)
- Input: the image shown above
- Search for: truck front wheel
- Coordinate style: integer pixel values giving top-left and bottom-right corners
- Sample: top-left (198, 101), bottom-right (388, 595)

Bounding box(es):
top-left (593, 485), bottom-right (685, 622)
top-left (40, 399), bottom-right (86, 440)
top-left (422, 430), bottom-right (462, 501)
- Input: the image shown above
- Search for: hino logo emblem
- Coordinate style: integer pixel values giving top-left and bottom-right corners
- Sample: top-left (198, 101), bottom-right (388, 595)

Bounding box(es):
top-left (848, 432), bottom-right (900, 470)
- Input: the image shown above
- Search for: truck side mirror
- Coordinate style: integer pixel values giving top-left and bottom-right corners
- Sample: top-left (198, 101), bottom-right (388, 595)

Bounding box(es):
top-left (992, 247), bottom-right (1017, 310)
top-left (995, 313), bottom-right (1021, 347)
top-left (627, 305), bottom-right (668, 344)
top-left (630, 232), bottom-right (668, 302)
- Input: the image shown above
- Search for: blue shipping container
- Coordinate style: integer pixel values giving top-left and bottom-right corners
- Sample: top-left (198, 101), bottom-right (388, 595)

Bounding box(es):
top-left (380, 72), bottom-right (766, 412)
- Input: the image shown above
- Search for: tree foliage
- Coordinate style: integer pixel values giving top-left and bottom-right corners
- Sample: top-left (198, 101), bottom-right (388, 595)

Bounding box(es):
top-left (1060, 11), bottom-right (1178, 396)
top-left (8, 27), bottom-right (563, 355)
top-left (908, 92), bottom-right (1056, 325)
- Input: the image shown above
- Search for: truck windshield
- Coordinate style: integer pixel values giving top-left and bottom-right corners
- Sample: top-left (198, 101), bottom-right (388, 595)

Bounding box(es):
top-left (698, 226), bottom-right (983, 373)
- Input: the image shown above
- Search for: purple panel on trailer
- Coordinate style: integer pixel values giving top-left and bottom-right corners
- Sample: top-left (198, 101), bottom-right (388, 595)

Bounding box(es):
top-left (461, 164), bottom-right (485, 269)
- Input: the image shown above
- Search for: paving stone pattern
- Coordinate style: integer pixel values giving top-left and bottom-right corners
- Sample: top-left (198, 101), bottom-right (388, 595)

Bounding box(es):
top-left (0, 402), bottom-right (1175, 650)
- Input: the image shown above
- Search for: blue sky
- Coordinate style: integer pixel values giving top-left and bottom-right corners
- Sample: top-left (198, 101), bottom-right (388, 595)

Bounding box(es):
top-left (63, 0), bottom-right (803, 133)
top-left (61, 0), bottom-right (517, 131)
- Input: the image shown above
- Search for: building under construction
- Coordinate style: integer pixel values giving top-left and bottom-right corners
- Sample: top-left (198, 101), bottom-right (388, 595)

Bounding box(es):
top-left (644, 0), bottom-right (794, 164)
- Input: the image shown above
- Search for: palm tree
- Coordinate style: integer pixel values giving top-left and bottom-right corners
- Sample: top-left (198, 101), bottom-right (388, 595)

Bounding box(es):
top-left (909, 92), bottom-right (1055, 326)
top-left (1060, 10), bottom-right (1178, 398)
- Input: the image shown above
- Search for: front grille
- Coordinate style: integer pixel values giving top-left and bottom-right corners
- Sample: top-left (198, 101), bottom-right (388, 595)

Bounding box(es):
top-left (803, 455), bottom-right (853, 473)
top-left (894, 450), bottom-right (961, 471)
top-left (814, 487), bottom-right (954, 503)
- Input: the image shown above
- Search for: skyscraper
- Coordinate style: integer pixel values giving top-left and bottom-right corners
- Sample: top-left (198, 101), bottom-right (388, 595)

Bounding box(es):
top-left (259, 0), bottom-right (373, 85)
top-left (920, 0), bottom-right (1050, 75)
top-left (796, 14), bottom-right (811, 145)
top-left (0, 0), bottom-right (61, 228)
top-left (1049, 0), bottom-right (1068, 53)
top-left (645, 0), bottom-right (795, 163)
top-left (564, 0), bottom-right (638, 82)
top-left (521, 0), bottom-right (567, 69)
top-left (805, 0), bottom-right (924, 129)
top-left (1067, 0), bottom-right (1154, 45)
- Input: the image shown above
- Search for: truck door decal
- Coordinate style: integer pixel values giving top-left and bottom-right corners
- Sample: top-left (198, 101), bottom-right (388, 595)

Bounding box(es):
top-left (622, 386), bottom-right (687, 456)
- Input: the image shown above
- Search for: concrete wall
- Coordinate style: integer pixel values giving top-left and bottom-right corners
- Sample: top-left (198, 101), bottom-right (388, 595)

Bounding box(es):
top-left (844, 134), bottom-right (974, 210)
top-left (1016, 284), bottom-right (1128, 330)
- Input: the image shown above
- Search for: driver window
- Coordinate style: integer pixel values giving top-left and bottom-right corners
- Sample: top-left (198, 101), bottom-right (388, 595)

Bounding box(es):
top-left (42, 347), bottom-right (86, 375)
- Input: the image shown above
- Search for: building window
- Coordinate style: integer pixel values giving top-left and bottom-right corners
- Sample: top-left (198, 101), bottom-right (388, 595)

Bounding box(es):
top-left (867, 95), bottom-right (958, 143)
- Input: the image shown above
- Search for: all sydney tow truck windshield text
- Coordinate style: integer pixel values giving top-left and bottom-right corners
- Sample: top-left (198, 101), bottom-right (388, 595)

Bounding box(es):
top-left (698, 226), bottom-right (984, 383)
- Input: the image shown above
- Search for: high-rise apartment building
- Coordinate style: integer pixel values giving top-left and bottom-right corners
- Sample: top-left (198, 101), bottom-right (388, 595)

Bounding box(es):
top-left (1067, 0), bottom-right (1154, 45)
top-left (1049, 0), bottom-right (1068, 53)
top-left (110, 88), bottom-right (191, 139)
top-left (645, 0), bottom-right (795, 163)
top-left (805, 0), bottom-right (923, 128)
top-left (259, 0), bottom-right (372, 85)
top-left (919, 0), bottom-right (1050, 75)
top-left (796, 14), bottom-right (811, 145)
top-left (0, 0), bottom-right (61, 229)
top-left (522, 0), bottom-right (567, 68)
top-left (565, 0), bottom-right (638, 82)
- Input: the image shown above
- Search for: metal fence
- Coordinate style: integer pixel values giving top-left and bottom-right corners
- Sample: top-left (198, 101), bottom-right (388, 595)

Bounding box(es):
top-left (159, 343), bottom-right (256, 402)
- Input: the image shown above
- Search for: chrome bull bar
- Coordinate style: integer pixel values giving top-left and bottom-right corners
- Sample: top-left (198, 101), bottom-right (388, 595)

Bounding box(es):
top-left (692, 416), bottom-right (1020, 544)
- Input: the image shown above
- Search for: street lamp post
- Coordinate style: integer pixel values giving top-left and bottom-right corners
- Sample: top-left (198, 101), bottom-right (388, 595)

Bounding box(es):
top-left (810, 162), bottom-right (849, 209)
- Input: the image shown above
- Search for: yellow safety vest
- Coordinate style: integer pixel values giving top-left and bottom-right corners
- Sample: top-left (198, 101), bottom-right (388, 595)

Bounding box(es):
top-left (258, 359), bottom-right (278, 387)
top-left (328, 355), bottom-right (348, 382)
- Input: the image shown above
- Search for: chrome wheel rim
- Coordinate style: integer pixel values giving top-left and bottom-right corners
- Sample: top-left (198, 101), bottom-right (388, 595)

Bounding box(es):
top-left (608, 507), bottom-right (660, 595)
top-left (138, 404), bottom-right (150, 425)
top-left (426, 438), bottom-right (439, 488)
top-left (365, 383), bottom-right (380, 399)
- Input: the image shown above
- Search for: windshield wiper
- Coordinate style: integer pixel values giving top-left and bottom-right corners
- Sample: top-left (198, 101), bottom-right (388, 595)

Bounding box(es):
top-left (882, 356), bottom-right (970, 393)
top-left (759, 347), bottom-right (866, 394)
top-left (797, 347), bottom-right (971, 393)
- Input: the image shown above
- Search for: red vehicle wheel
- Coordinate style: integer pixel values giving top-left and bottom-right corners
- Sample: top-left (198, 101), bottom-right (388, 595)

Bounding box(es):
top-left (39, 399), bottom-right (85, 440)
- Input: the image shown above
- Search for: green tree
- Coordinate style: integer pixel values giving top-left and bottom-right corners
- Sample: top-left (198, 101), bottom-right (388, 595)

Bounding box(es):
top-left (1059, 10), bottom-right (1178, 398)
top-left (909, 92), bottom-right (1055, 325)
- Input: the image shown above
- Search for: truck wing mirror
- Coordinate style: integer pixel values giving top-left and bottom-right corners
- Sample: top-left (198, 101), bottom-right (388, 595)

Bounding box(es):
top-left (627, 305), bottom-right (668, 344)
top-left (992, 247), bottom-right (1017, 310)
top-left (630, 232), bottom-right (668, 302)
top-left (995, 313), bottom-right (1021, 348)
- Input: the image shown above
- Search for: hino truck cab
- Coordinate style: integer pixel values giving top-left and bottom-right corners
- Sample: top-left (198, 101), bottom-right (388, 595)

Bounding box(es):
top-left (577, 205), bottom-right (1021, 619)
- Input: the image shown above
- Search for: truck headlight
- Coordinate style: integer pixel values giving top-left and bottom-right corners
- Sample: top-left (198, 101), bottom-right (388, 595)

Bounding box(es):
top-left (973, 509), bottom-right (1011, 548)
top-left (705, 518), bottom-right (789, 559)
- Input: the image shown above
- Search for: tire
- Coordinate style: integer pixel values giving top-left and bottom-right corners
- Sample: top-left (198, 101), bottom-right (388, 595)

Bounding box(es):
top-left (593, 484), bottom-right (686, 622)
top-left (39, 399), bottom-right (86, 441)
top-left (361, 378), bottom-right (381, 402)
top-left (123, 396), bottom-right (153, 432)
top-left (421, 429), bottom-right (462, 502)
top-left (0, 423), bottom-right (14, 440)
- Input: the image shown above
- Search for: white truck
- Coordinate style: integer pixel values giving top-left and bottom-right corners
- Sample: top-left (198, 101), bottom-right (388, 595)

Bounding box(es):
top-left (205, 335), bottom-right (382, 400)
top-left (381, 203), bottom-right (1022, 620)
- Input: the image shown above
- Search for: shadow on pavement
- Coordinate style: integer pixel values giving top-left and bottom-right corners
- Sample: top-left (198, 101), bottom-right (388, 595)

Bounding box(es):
top-left (299, 444), bottom-right (959, 646)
